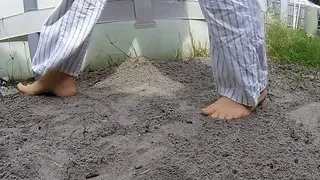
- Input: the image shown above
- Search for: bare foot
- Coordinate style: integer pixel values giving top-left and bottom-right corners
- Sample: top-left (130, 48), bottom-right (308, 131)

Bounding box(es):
top-left (17, 70), bottom-right (77, 97)
top-left (201, 89), bottom-right (268, 120)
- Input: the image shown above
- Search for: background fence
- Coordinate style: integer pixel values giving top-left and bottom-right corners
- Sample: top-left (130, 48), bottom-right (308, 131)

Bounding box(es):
top-left (265, 0), bottom-right (320, 32)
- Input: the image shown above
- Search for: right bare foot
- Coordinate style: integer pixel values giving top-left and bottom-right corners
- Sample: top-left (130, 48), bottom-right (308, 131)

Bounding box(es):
top-left (201, 89), bottom-right (268, 120)
top-left (17, 70), bottom-right (77, 97)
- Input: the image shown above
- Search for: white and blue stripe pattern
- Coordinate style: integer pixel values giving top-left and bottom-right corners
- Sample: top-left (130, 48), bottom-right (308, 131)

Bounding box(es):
top-left (31, 0), bottom-right (107, 77)
top-left (199, 0), bottom-right (268, 106)
top-left (31, 0), bottom-right (267, 106)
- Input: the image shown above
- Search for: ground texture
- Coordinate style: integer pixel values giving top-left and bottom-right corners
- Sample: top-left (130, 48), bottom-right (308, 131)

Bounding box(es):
top-left (1, 58), bottom-right (320, 180)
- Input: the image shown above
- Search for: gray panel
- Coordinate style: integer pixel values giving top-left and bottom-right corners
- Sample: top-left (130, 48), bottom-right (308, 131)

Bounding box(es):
top-left (97, 0), bottom-right (204, 24)
top-left (27, 33), bottom-right (39, 61)
top-left (152, 1), bottom-right (204, 20)
top-left (23, 0), bottom-right (38, 12)
top-left (97, 0), bottom-right (136, 24)
top-left (23, 0), bottom-right (40, 60)
top-left (133, 0), bottom-right (156, 28)
top-left (23, 0), bottom-right (40, 79)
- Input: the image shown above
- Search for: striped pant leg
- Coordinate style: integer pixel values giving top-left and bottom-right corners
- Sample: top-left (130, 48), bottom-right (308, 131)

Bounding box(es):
top-left (31, 0), bottom-right (107, 77)
top-left (199, 0), bottom-right (268, 106)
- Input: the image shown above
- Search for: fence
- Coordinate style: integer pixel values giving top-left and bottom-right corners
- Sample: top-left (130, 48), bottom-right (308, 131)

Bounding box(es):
top-left (265, 0), bottom-right (320, 32)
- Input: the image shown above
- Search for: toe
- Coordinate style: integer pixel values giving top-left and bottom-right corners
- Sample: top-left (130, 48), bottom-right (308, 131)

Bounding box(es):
top-left (17, 83), bottom-right (29, 93)
top-left (17, 82), bottom-right (25, 89)
top-left (233, 113), bottom-right (240, 120)
top-left (200, 108), bottom-right (210, 115)
top-left (234, 110), bottom-right (251, 120)
top-left (211, 111), bottom-right (221, 120)
top-left (225, 112), bottom-right (237, 120)
top-left (201, 104), bottom-right (217, 116)
top-left (218, 113), bottom-right (227, 120)
top-left (17, 82), bottom-right (43, 95)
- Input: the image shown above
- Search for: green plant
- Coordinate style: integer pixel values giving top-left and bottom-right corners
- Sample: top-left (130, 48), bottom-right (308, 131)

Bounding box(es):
top-left (266, 18), bottom-right (320, 68)
top-left (188, 30), bottom-right (210, 58)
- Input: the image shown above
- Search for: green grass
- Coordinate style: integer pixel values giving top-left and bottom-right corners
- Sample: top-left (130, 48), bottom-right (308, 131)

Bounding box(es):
top-left (266, 19), bottom-right (320, 68)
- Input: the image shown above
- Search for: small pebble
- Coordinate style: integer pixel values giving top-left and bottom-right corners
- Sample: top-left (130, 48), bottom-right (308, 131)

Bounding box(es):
top-left (85, 173), bottom-right (99, 179)
top-left (186, 121), bottom-right (193, 124)
top-left (134, 165), bottom-right (142, 170)
top-left (232, 169), bottom-right (238, 174)
top-left (222, 152), bottom-right (230, 157)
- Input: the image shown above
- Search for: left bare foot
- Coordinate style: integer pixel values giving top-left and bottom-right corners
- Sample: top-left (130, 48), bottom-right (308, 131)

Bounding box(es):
top-left (201, 89), bottom-right (267, 120)
top-left (17, 70), bottom-right (77, 97)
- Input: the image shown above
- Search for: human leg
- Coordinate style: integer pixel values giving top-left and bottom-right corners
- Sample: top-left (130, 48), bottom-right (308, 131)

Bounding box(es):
top-left (198, 0), bottom-right (268, 120)
top-left (18, 0), bottom-right (107, 97)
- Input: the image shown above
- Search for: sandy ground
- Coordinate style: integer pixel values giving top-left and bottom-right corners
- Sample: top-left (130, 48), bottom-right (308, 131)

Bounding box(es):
top-left (1, 58), bottom-right (320, 180)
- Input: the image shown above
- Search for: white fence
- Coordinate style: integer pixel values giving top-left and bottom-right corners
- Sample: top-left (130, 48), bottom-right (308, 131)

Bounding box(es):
top-left (265, 0), bottom-right (320, 32)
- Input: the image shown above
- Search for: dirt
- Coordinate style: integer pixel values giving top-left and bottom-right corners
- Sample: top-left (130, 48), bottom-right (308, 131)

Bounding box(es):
top-left (1, 58), bottom-right (320, 180)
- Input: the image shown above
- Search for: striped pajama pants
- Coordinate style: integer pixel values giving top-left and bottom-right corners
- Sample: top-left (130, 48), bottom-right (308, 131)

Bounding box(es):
top-left (31, 0), bottom-right (107, 77)
top-left (31, 0), bottom-right (267, 106)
